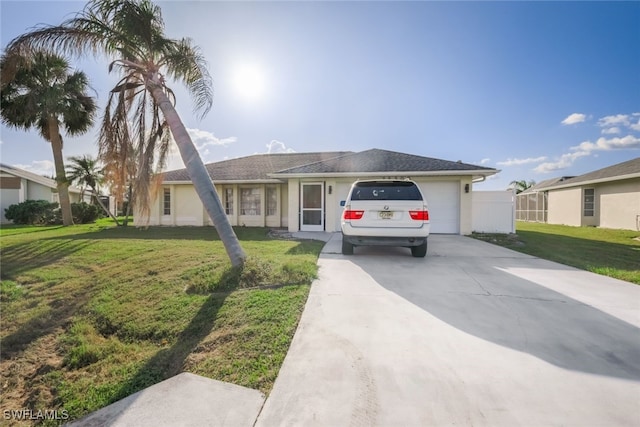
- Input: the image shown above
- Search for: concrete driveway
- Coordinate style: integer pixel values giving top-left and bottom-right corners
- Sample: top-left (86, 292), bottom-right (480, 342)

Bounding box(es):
top-left (256, 234), bottom-right (640, 426)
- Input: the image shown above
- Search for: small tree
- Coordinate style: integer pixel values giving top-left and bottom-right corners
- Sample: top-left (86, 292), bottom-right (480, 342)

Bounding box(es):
top-left (510, 179), bottom-right (536, 194)
top-left (67, 154), bottom-right (121, 224)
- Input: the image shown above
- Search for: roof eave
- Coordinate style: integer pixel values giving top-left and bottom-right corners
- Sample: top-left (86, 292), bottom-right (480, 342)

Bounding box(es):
top-left (542, 172), bottom-right (640, 191)
top-left (269, 170), bottom-right (499, 179)
top-left (163, 179), bottom-right (285, 185)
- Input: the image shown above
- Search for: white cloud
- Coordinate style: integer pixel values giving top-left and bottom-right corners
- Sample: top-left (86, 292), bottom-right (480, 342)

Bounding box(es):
top-left (14, 160), bottom-right (55, 177)
top-left (496, 156), bottom-right (547, 166)
top-left (601, 127), bottom-right (620, 135)
top-left (162, 129), bottom-right (236, 171)
top-left (571, 135), bottom-right (640, 154)
top-left (479, 158), bottom-right (491, 165)
top-left (598, 114), bottom-right (630, 128)
top-left (597, 113), bottom-right (640, 134)
top-left (186, 128), bottom-right (237, 150)
top-left (534, 133), bottom-right (640, 174)
top-left (533, 151), bottom-right (591, 174)
top-left (561, 113), bottom-right (587, 125)
top-left (266, 140), bottom-right (295, 153)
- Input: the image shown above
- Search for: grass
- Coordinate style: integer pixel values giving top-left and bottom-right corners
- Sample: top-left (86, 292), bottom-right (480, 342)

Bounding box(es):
top-left (470, 221), bottom-right (640, 285)
top-left (0, 219), bottom-right (324, 425)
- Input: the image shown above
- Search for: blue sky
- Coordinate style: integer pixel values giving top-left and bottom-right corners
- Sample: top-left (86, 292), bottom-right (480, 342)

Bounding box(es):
top-left (1, 0), bottom-right (639, 190)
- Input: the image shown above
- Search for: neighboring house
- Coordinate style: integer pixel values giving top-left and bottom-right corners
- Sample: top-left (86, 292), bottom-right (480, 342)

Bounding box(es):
top-left (516, 157), bottom-right (640, 231)
top-left (0, 163), bottom-right (87, 223)
top-left (140, 148), bottom-right (498, 234)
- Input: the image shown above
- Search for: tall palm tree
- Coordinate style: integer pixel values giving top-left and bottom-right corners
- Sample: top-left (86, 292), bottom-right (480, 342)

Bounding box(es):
top-left (66, 154), bottom-right (121, 224)
top-left (5, 0), bottom-right (246, 266)
top-left (510, 179), bottom-right (536, 194)
top-left (0, 51), bottom-right (96, 226)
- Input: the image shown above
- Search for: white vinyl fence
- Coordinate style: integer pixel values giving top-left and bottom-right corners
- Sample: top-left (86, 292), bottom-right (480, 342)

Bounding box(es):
top-left (472, 190), bottom-right (515, 234)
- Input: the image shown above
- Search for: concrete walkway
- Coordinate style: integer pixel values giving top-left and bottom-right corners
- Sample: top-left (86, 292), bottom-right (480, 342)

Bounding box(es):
top-left (66, 373), bottom-right (265, 426)
top-left (256, 234), bottom-right (640, 426)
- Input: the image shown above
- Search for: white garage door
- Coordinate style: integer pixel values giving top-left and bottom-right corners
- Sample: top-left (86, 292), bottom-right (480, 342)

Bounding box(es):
top-left (419, 181), bottom-right (460, 234)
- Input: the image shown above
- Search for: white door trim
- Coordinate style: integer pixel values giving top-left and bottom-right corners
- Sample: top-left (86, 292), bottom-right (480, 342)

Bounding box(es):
top-left (300, 182), bottom-right (324, 231)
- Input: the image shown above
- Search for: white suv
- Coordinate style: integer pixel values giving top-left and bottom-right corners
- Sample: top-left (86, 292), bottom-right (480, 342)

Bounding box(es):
top-left (340, 179), bottom-right (430, 257)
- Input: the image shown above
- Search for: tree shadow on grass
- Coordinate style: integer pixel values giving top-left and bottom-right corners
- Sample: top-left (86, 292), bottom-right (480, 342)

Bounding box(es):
top-left (1, 284), bottom-right (93, 360)
top-left (285, 240), bottom-right (325, 255)
top-left (109, 291), bottom-right (228, 403)
top-left (1, 238), bottom-right (95, 359)
top-left (1, 239), bottom-right (92, 278)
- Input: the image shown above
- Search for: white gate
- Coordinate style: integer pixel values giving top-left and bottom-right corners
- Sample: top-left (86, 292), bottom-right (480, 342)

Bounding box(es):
top-left (472, 191), bottom-right (515, 233)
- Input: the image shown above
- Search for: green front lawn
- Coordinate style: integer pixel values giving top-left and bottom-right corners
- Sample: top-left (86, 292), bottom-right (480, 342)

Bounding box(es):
top-left (471, 221), bottom-right (640, 285)
top-left (0, 220), bottom-right (323, 424)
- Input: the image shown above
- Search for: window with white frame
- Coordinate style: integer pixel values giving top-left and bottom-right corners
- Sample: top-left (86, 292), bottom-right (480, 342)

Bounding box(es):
top-left (266, 186), bottom-right (277, 216)
top-left (224, 188), bottom-right (233, 215)
top-left (163, 187), bottom-right (171, 215)
top-left (240, 187), bottom-right (261, 215)
top-left (583, 188), bottom-right (594, 217)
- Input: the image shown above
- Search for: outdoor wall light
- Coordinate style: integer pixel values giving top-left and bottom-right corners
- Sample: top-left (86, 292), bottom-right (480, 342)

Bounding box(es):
top-left (464, 184), bottom-right (470, 193)
top-left (328, 185), bottom-right (333, 194)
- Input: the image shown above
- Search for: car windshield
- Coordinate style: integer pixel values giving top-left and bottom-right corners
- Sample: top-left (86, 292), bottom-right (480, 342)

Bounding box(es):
top-left (351, 182), bottom-right (422, 201)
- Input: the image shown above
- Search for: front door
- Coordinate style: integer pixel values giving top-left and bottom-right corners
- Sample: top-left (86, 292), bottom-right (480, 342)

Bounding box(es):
top-left (301, 182), bottom-right (324, 231)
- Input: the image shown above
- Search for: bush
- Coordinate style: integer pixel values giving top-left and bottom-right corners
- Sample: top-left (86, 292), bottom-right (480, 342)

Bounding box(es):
top-left (5, 200), bottom-right (102, 225)
top-left (4, 200), bottom-right (59, 225)
top-left (72, 202), bottom-right (102, 224)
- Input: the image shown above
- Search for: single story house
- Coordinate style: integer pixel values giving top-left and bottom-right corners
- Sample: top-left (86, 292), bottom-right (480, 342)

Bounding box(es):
top-left (516, 157), bottom-right (640, 231)
top-left (0, 163), bottom-right (87, 223)
top-left (140, 148), bottom-right (498, 234)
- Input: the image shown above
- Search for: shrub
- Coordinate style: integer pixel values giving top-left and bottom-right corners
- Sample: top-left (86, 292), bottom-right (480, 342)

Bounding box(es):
top-left (4, 200), bottom-right (59, 225)
top-left (4, 200), bottom-right (102, 225)
top-left (72, 202), bottom-right (102, 224)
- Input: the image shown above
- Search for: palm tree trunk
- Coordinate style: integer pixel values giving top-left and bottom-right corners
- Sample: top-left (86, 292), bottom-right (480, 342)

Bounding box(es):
top-left (48, 117), bottom-right (74, 226)
top-left (146, 83), bottom-right (246, 267)
top-left (123, 184), bottom-right (133, 226)
top-left (90, 186), bottom-right (121, 225)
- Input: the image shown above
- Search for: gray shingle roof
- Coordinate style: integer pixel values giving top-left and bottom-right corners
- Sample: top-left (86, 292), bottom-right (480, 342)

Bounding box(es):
top-left (521, 176), bottom-right (576, 193)
top-left (540, 157), bottom-right (640, 190)
top-left (162, 152), bottom-right (352, 182)
top-left (162, 149), bottom-right (496, 183)
top-left (272, 149), bottom-right (495, 175)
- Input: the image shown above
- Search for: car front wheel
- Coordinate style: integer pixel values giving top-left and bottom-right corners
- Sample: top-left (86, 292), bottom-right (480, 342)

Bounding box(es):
top-left (411, 241), bottom-right (427, 258)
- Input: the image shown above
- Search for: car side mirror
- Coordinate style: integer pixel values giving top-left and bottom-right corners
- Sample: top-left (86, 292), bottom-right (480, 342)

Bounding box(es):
top-left (340, 200), bottom-right (346, 207)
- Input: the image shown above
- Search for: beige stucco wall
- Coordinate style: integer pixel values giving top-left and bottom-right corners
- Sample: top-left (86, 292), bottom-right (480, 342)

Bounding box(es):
top-left (139, 182), bottom-right (288, 228)
top-left (174, 185), bottom-right (203, 226)
top-left (140, 176), bottom-right (478, 235)
top-left (459, 177), bottom-right (473, 235)
top-left (547, 187), bottom-right (582, 226)
top-left (293, 176), bottom-right (471, 234)
top-left (287, 179), bottom-right (301, 232)
top-left (598, 179), bottom-right (640, 231)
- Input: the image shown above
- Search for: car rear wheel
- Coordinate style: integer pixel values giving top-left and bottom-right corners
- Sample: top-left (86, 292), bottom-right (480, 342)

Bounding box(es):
top-left (342, 238), bottom-right (354, 255)
top-left (411, 241), bottom-right (427, 258)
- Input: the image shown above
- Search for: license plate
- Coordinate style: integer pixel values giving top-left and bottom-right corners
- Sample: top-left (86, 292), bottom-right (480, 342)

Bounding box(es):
top-left (378, 211), bottom-right (394, 219)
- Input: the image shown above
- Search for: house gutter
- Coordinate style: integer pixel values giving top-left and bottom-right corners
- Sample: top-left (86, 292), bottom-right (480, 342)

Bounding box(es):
top-left (268, 170), bottom-right (498, 180)
top-left (162, 179), bottom-right (285, 185)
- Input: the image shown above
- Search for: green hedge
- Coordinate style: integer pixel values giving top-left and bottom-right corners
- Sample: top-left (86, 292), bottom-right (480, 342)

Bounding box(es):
top-left (4, 200), bottom-right (103, 225)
